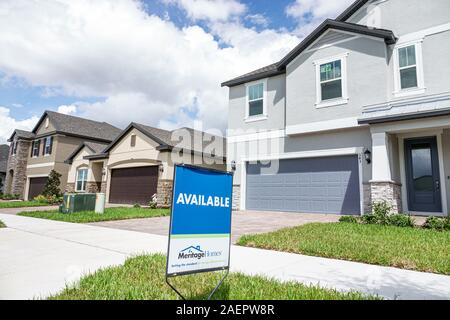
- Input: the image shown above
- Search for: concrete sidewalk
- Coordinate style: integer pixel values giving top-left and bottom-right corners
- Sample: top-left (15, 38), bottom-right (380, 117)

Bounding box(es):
top-left (1, 213), bottom-right (449, 300)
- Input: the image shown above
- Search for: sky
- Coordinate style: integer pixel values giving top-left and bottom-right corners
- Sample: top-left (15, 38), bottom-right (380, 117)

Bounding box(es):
top-left (0, 0), bottom-right (356, 143)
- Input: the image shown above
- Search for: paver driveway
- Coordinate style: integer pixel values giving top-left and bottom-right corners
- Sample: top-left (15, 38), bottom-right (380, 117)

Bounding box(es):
top-left (89, 210), bottom-right (341, 243)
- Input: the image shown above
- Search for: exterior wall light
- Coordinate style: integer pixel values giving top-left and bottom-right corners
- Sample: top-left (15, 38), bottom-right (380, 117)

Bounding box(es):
top-left (231, 160), bottom-right (236, 171)
top-left (364, 149), bottom-right (372, 164)
top-left (159, 163), bottom-right (164, 173)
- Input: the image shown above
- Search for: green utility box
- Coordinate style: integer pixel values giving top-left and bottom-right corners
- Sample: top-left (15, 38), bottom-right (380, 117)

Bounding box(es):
top-left (59, 193), bottom-right (96, 214)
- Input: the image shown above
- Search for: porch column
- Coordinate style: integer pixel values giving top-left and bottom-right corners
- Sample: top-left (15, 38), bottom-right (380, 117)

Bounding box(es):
top-left (369, 132), bottom-right (402, 213)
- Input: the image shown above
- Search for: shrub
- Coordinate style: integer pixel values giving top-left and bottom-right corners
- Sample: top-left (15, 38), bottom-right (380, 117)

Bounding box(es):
top-left (133, 203), bottom-right (141, 208)
top-left (361, 214), bottom-right (378, 225)
top-left (423, 216), bottom-right (448, 231)
top-left (1, 193), bottom-right (20, 200)
top-left (371, 201), bottom-right (392, 225)
top-left (339, 216), bottom-right (359, 224)
top-left (388, 214), bottom-right (415, 228)
top-left (34, 195), bottom-right (48, 203)
top-left (42, 170), bottom-right (62, 197)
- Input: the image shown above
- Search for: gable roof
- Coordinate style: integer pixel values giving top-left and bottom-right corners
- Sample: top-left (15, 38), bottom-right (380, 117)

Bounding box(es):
top-left (336, 0), bottom-right (370, 22)
top-left (222, 18), bottom-right (396, 87)
top-left (101, 122), bottom-right (226, 159)
top-left (0, 144), bottom-right (9, 173)
top-left (8, 129), bottom-right (35, 142)
top-left (64, 141), bottom-right (110, 164)
top-left (32, 111), bottom-right (122, 142)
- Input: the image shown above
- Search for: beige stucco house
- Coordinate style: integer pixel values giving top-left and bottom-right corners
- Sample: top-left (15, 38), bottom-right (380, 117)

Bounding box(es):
top-left (66, 122), bottom-right (226, 207)
top-left (5, 111), bottom-right (121, 200)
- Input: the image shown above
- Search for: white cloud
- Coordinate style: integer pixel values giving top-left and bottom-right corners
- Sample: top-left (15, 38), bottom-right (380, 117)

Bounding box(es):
top-left (0, 0), bottom-right (299, 136)
top-left (57, 105), bottom-right (77, 115)
top-left (286, 0), bottom-right (355, 37)
top-left (163, 0), bottom-right (246, 22)
top-left (245, 14), bottom-right (269, 28)
top-left (0, 107), bottom-right (39, 144)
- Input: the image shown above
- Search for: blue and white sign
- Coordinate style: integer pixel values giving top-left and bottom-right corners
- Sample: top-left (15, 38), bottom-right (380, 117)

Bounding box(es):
top-left (166, 164), bottom-right (233, 276)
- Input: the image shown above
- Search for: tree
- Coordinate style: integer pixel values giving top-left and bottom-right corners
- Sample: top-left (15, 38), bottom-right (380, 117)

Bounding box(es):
top-left (42, 170), bottom-right (62, 197)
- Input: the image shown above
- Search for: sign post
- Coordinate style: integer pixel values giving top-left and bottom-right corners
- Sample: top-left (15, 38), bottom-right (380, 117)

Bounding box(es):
top-left (166, 164), bottom-right (233, 300)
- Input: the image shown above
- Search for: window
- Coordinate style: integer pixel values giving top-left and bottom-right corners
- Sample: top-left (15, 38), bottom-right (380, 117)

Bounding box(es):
top-left (13, 141), bottom-right (18, 155)
top-left (394, 41), bottom-right (425, 97)
top-left (245, 80), bottom-right (267, 121)
top-left (43, 137), bottom-right (53, 155)
top-left (130, 134), bottom-right (136, 147)
top-left (314, 53), bottom-right (348, 108)
top-left (398, 45), bottom-right (417, 89)
top-left (31, 140), bottom-right (40, 157)
top-left (76, 168), bottom-right (88, 192)
top-left (320, 60), bottom-right (342, 101)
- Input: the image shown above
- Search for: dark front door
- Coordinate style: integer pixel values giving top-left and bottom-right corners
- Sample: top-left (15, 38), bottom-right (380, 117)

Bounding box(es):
top-left (109, 166), bottom-right (158, 205)
top-left (405, 137), bottom-right (442, 213)
top-left (28, 177), bottom-right (48, 200)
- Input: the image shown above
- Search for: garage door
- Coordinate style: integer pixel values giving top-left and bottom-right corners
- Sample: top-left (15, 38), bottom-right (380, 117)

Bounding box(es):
top-left (246, 155), bottom-right (361, 215)
top-left (109, 166), bottom-right (158, 205)
top-left (28, 177), bottom-right (48, 200)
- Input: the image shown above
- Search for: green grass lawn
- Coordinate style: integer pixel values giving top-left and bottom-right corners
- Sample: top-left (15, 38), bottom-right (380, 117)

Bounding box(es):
top-left (238, 223), bottom-right (450, 275)
top-left (50, 254), bottom-right (375, 300)
top-left (0, 220), bottom-right (5, 228)
top-left (0, 201), bottom-right (52, 209)
top-left (18, 207), bottom-right (170, 223)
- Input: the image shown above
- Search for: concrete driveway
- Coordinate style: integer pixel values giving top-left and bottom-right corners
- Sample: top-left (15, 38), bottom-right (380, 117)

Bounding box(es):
top-left (89, 210), bottom-right (341, 243)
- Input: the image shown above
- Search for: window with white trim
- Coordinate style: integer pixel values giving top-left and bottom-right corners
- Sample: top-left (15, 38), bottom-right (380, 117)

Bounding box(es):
top-left (398, 45), bottom-right (418, 89)
top-left (76, 168), bottom-right (88, 192)
top-left (314, 53), bottom-right (348, 108)
top-left (394, 41), bottom-right (425, 97)
top-left (320, 60), bottom-right (342, 100)
top-left (31, 140), bottom-right (40, 157)
top-left (43, 137), bottom-right (52, 155)
top-left (247, 82), bottom-right (264, 117)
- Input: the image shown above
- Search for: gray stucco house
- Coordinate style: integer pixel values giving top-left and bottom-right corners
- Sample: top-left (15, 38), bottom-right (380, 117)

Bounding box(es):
top-left (223, 0), bottom-right (450, 217)
top-left (0, 144), bottom-right (8, 193)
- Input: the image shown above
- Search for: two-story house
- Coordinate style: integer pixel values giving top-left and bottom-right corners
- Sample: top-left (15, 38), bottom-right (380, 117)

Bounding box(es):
top-left (223, 0), bottom-right (450, 217)
top-left (5, 111), bottom-right (122, 200)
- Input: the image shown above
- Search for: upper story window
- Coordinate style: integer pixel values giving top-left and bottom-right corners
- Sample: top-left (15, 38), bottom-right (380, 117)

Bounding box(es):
top-left (43, 137), bottom-right (53, 156)
top-left (130, 134), bottom-right (136, 147)
top-left (76, 168), bottom-right (88, 192)
top-left (393, 41), bottom-right (425, 98)
top-left (31, 140), bottom-right (40, 158)
top-left (314, 53), bottom-right (349, 108)
top-left (245, 79), bottom-right (267, 122)
top-left (11, 141), bottom-right (18, 156)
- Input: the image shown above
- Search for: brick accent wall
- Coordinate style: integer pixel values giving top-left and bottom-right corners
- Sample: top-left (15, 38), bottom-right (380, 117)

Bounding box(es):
top-left (5, 140), bottom-right (31, 198)
top-left (232, 185), bottom-right (240, 211)
top-left (370, 181), bottom-right (402, 213)
top-left (157, 179), bottom-right (173, 208)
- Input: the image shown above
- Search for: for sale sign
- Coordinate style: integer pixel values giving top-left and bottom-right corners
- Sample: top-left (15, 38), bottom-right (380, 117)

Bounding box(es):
top-left (166, 164), bottom-right (233, 276)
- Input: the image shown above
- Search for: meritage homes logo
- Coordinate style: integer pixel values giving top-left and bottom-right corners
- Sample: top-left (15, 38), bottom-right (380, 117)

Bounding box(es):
top-left (178, 246), bottom-right (222, 260)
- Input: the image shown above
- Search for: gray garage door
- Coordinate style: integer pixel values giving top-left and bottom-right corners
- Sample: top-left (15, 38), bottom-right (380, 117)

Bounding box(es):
top-left (246, 155), bottom-right (361, 215)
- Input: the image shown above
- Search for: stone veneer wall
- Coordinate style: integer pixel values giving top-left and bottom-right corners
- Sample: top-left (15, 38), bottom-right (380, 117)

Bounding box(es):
top-left (65, 183), bottom-right (75, 193)
top-left (5, 140), bottom-right (31, 198)
top-left (363, 183), bottom-right (372, 214)
top-left (86, 182), bottom-right (101, 193)
top-left (100, 181), bottom-right (107, 194)
top-left (232, 185), bottom-right (240, 211)
top-left (370, 181), bottom-right (402, 213)
top-left (157, 179), bottom-right (173, 208)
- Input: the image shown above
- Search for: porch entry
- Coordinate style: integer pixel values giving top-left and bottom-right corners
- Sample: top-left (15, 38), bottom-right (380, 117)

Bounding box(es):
top-left (404, 137), bottom-right (442, 213)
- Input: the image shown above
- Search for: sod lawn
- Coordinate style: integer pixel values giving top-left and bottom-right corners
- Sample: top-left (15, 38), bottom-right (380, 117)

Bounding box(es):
top-left (0, 201), bottom-right (52, 209)
top-left (238, 223), bottom-right (450, 275)
top-left (50, 254), bottom-right (376, 300)
top-left (18, 207), bottom-right (170, 223)
top-left (0, 220), bottom-right (5, 228)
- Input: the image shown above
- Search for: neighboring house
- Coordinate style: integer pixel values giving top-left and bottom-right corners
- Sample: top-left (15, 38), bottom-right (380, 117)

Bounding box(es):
top-left (5, 111), bottom-right (122, 200)
top-left (0, 144), bottom-right (9, 193)
top-left (65, 122), bottom-right (226, 206)
top-left (222, 0), bottom-right (450, 217)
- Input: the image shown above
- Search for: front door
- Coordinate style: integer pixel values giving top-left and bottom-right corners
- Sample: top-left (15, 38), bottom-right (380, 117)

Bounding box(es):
top-left (405, 137), bottom-right (442, 213)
